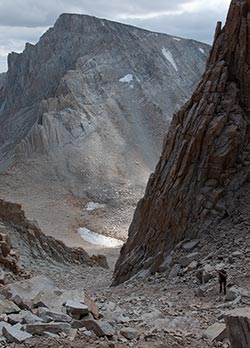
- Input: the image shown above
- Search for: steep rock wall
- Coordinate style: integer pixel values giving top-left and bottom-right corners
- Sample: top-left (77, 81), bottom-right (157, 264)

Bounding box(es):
top-left (113, 0), bottom-right (250, 284)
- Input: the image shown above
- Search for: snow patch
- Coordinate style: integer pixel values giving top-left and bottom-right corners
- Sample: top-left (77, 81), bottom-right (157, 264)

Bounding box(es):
top-left (85, 201), bottom-right (105, 211)
top-left (199, 48), bottom-right (205, 54)
top-left (78, 227), bottom-right (124, 247)
top-left (173, 37), bottom-right (181, 41)
top-left (161, 48), bottom-right (178, 72)
top-left (119, 74), bottom-right (133, 83)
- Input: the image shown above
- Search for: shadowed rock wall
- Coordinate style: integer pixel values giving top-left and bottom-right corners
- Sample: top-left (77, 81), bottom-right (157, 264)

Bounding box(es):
top-left (113, 0), bottom-right (250, 284)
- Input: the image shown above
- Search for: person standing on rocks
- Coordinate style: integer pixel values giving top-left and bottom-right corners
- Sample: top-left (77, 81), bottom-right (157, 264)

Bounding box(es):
top-left (218, 269), bottom-right (227, 295)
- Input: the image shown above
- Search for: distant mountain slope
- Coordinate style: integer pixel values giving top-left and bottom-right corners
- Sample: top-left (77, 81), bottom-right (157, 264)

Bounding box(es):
top-left (113, 0), bottom-right (250, 284)
top-left (0, 14), bottom-right (209, 171)
top-left (0, 14), bottom-right (210, 243)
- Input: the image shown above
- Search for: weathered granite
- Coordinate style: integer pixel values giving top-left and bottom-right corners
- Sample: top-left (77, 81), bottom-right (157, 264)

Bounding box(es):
top-left (114, 0), bottom-right (250, 284)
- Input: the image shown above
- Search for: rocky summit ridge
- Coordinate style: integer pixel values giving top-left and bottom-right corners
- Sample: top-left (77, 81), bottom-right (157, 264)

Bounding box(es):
top-left (0, 13), bottom-right (209, 175)
top-left (0, 13), bottom-right (209, 243)
top-left (113, 0), bottom-right (250, 285)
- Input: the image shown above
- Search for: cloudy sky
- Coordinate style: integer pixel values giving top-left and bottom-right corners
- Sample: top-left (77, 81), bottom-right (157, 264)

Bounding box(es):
top-left (0, 0), bottom-right (231, 72)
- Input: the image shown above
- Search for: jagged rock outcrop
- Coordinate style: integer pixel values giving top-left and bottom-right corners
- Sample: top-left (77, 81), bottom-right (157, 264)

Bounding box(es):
top-left (0, 199), bottom-right (93, 266)
top-left (113, 0), bottom-right (250, 284)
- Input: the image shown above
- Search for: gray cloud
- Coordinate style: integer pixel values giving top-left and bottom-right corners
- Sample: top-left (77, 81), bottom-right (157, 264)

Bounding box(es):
top-left (0, 0), bottom-right (231, 72)
top-left (125, 8), bottom-right (227, 43)
top-left (0, 0), bottom-right (193, 27)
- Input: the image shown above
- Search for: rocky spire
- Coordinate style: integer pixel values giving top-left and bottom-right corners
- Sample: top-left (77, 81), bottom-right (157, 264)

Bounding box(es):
top-left (113, 0), bottom-right (250, 284)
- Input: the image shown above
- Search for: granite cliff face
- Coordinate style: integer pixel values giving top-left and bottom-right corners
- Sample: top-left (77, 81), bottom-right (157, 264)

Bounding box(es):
top-left (113, 0), bottom-right (250, 284)
top-left (0, 14), bottom-right (209, 179)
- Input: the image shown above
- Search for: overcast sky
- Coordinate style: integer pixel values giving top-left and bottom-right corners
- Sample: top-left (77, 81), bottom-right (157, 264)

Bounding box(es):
top-left (0, 0), bottom-right (231, 72)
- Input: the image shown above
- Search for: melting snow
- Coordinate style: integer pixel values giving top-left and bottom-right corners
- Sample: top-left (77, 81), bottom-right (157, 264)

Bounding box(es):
top-left (161, 48), bottom-right (178, 72)
top-left (173, 38), bottom-right (181, 41)
top-left (199, 48), bottom-right (205, 54)
top-left (119, 74), bottom-right (134, 83)
top-left (85, 201), bottom-right (105, 211)
top-left (78, 227), bottom-right (124, 247)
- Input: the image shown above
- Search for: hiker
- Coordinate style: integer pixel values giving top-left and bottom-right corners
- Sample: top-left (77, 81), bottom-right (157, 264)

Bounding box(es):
top-left (218, 269), bottom-right (227, 295)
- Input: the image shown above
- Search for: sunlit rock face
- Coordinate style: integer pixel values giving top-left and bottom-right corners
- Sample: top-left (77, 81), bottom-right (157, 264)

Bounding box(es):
top-left (113, 0), bottom-right (250, 285)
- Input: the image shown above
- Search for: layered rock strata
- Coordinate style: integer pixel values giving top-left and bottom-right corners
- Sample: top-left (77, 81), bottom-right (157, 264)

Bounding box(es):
top-left (0, 199), bottom-right (93, 266)
top-left (113, 0), bottom-right (250, 284)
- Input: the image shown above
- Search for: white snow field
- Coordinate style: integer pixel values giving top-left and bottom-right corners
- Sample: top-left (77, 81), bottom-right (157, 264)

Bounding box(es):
top-left (79, 227), bottom-right (124, 247)
top-left (161, 48), bottom-right (178, 71)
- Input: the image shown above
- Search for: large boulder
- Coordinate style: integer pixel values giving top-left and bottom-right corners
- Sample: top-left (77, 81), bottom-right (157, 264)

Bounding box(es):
top-left (224, 307), bottom-right (250, 348)
top-left (2, 324), bottom-right (32, 344)
top-left (0, 276), bottom-right (58, 309)
top-left (203, 323), bottom-right (227, 342)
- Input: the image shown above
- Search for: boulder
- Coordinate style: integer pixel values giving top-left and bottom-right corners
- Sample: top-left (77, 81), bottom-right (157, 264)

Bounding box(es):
top-left (65, 300), bottom-right (89, 319)
top-left (33, 288), bottom-right (85, 313)
top-left (0, 276), bottom-right (57, 309)
top-left (90, 254), bottom-right (109, 269)
top-left (168, 264), bottom-right (181, 278)
top-left (225, 286), bottom-right (250, 302)
top-left (71, 316), bottom-right (93, 329)
top-left (203, 323), bottom-right (227, 342)
top-left (34, 307), bottom-right (71, 323)
top-left (26, 322), bottom-right (71, 335)
top-left (186, 261), bottom-right (198, 272)
top-left (182, 240), bottom-right (200, 251)
top-left (224, 307), bottom-right (250, 348)
top-left (120, 327), bottom-right (140, 340)
top-left (0, 299), bottom-right (20, 315)
top-left (84, 293), bottom-right (100, 319)
top-left (202, 264), bottom-right (215, 283)
top-left (12, 310), bottom-right (41, 325)
top-left (8, 312), bottom-right (26, 325)
top-left (0, 321), bottom-right (11, 335)
top-left (82, 319), bottom-right (115, 337)
top-left (179, 253), bottom-right (199, 268)
top-left (20, 311), bottom-right (43, 324)
top-left (2, 324), bottom-right (32, 343)
top-left (159, 255), bottom-right (173, 272)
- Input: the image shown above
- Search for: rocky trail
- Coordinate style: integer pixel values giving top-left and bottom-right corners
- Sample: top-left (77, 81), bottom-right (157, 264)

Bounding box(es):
top-left (0, 184), bottom-right (248, 347)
